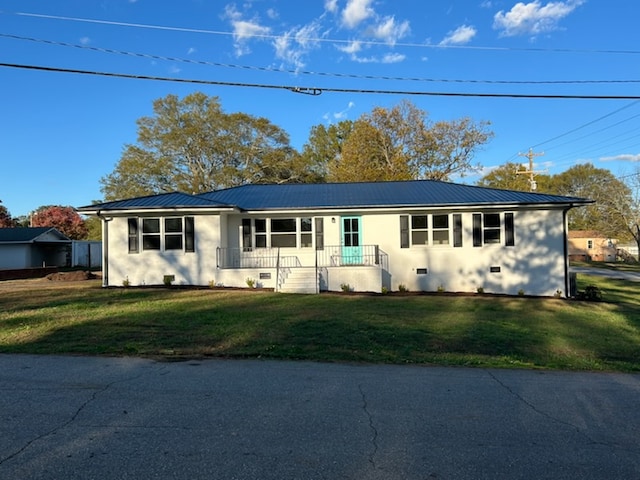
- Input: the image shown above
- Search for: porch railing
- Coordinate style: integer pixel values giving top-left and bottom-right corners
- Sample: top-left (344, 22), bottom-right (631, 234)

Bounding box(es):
top-left (316, 245), bottom-right (389, 270)
top-left (216, 247), bottom-right (300, 269)
top-left (217, 245), bottom-right (388, 271)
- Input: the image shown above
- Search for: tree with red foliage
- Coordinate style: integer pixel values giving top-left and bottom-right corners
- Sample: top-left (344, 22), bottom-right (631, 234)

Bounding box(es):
top-left (31, 205), bottom-right (88, 240)
top-left (0, 201), bottom-right (15, 228)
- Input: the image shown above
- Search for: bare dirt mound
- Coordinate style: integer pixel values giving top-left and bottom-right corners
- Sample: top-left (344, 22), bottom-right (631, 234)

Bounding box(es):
top-left (46, 271), bottom-right (97, 281)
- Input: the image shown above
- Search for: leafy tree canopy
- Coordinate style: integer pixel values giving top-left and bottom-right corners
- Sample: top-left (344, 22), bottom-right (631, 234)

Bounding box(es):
top-left (0, 201), bottom-right (15, 228)
top-left (31, 206), bottom-right (88, 240)
top-left (100, 92), bottom-right (316, 201)
top-left (478, 162), bottom-right (632, 240)
top-left (320, 100), bottom-right (494, 182)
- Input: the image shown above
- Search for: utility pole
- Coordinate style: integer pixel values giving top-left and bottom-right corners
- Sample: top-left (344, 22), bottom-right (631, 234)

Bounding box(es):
top-left (516, 148), bottom-right (544, 191)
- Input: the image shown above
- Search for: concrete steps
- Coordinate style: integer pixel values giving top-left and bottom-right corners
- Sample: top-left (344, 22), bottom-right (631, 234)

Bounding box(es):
top-left (279, 267), bottom-right (318, 294)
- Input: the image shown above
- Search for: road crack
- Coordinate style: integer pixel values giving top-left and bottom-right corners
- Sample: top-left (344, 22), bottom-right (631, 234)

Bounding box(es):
top-left (485, 370), bottom-right (604, 445)
top-left (358, 384), bottom-right (379, 469)
top-left (0, 365), bottom-right (157, 466)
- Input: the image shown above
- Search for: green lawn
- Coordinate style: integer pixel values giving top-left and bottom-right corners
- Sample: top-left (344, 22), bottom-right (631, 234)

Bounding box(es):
top-left (0, 274), bottom-right (638, 372)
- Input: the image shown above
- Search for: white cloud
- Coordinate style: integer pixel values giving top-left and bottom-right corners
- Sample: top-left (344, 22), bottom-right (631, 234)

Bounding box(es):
top-left (273, 20), bottom-right (324, 69)
top-left (187, 47), bottom-right (196, 55)
top-left (439, 25), bottom-right (477, 45)
top-left (493, 0), bottom-right (585, 37)
top-left (342, 0), bottom-right (375, 28)
top-left (336, 40), bottom-right (363, 54)
top-left (331, 101), bottom-right (356, 120)
top-left (369, 16), bottom-right (410, 46)
top-left (325, 0), bottom-right (339, 14)
top-left (223, 4), bottom-right (271, 56)
top-left (382, 52), bottom-right (406, 63)
top-left (79, 37), bottom-right (91, 45)
top-left (600, 154), bottom-right (640, 163)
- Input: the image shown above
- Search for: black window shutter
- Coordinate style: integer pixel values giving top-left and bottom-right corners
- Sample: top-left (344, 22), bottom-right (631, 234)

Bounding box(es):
top-left (185, 217), bottom-right (195, 252)
top-left (128, 218), bottom-right (139, 253)
top-left (505, 212), bottom-right (515, 247)
top-left (472, 214), bottom-right (482, 247)
top-left (453, 214), bottom-right (463, 247)
top-left (315, 218), bottom-right (324, 250)
top-left (400, 215), bottom-right (409, 248)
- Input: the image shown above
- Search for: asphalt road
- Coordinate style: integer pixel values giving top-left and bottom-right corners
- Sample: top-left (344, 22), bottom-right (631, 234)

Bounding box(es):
top-left (570, 266), bottom-right (640, 282)
top-left (1, 355), bottom-right (639, 480)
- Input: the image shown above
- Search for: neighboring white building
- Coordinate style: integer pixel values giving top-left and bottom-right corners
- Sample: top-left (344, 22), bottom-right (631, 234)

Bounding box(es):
top-left (0, 227), bottom-right (71, 270)
top-left (78, 180), bottom-right (591, 297)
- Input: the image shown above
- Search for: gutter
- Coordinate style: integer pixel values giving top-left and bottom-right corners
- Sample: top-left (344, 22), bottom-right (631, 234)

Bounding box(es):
top-left (96, 210), bottom-right (112, 288)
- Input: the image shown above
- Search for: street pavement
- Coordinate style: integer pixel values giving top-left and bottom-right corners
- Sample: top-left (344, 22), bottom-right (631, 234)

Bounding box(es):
top-left (1, 355), bottom-right (639, 480)
top-left (570, 266), bottom-right (640, 282)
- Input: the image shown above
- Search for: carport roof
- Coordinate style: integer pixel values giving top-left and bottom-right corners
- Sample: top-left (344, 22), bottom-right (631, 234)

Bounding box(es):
top-left (0, 227), bottom-right (70, 243)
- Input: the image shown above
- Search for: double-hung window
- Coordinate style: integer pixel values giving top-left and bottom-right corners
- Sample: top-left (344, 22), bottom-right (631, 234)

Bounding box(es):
top-left (473, 212), bottom-right (515, 247)
top-left (241, 217), bottom-right (318, 249)
top-left (400, 213), bottom-right (461, 248)
top-left (129, 217), bottom-right (195, 253)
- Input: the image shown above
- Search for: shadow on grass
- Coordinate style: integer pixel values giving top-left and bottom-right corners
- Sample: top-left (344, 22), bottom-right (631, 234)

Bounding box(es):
top-left (1, 282), bottom-right (639, 371)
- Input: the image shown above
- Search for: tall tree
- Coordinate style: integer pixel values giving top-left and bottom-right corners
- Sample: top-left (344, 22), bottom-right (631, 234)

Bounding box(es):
top-left (300, 120), bottom-right (354, 181)
top-left (0, 201), bottom-right (15, 228)
top-left (618, 168), bottom-right (640, 258)
top-left (478, 162), bottom-right (552, 191)
top-left (550, 163), bottom-right (632, 238)
top-left (326, 100), bottom-right (493, 182)
top-left (100, 93), bottom-right (313, 200)
top-left (31, 206), bottom-right (88, 240)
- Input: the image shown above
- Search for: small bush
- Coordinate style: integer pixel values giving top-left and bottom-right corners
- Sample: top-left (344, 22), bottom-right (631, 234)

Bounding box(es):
top-left (122, 277), bottom-right (130, 288)
top-left (518, 288), bottom-right (525, 296)
top-left (437, 284), bottom-right (445, 293)
top-left (398, 284), bottom-right (409, 293)
top-left (476, 287), bottom-right (484, 294)
top-left (246, 277), bottom-right (256, 288)
top-left (381, 286), bottom-right (389, 295)
top-left (340, 283), bottom-right (351, 292)
top-left (577, 285), bottom-right (603, 302)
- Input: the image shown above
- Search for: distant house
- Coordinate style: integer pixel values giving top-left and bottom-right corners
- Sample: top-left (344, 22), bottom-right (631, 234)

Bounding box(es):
top-left (0, 227), bottom-right (71, 270)
top-left (568, 230), bottom-right (617, 262)
top-left (78, 180), bottom-right (591, 297)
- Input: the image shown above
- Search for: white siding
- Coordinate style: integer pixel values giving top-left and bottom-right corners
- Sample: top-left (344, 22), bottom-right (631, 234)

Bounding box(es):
top-left (102, 207), bottom-right (569, 296)
top-left (0, 245), bottom-right (30, 269)
top-left (104, 215), bottom-right (221, 287)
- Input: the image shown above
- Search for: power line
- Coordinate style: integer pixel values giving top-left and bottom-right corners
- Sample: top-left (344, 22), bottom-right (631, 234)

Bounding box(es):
top-left (5, 10), bottom-right (640, 56)
top-left (4, 62), bottom-right (640, 100)
top-left (3, 33), bottom-right (640, 86)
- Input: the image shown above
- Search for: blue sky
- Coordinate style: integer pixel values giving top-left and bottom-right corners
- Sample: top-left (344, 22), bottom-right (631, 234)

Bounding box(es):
top-left (1, 0), bottom-right (640, 218)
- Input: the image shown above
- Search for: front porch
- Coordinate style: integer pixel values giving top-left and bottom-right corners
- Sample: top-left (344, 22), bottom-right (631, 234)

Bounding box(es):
top-left (216, 245), bottom-right (390, 293)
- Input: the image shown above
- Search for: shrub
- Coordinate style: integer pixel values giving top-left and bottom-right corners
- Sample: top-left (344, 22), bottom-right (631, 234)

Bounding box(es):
top-left (398, 284), bottom-right (409, 293)
top-left (476, 287), bottom-right (484, 294)
top-left (577, 285), bottom-right (603, 302)
top-left (340, 283), bottom-right (351, 292)
top-left (246, 277), bottom-right (256, 288)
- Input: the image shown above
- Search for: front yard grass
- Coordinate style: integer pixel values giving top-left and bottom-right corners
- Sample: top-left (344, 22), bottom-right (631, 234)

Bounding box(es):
top-left (0, 274), bottom-right (638, 372)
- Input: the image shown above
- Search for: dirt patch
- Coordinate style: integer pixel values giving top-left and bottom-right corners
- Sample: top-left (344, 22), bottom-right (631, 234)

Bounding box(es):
top-left (46, 271), bottom-right (97, 281)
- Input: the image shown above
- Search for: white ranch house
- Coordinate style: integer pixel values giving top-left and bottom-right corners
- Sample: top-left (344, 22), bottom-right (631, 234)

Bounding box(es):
top-left (78, 180), bottom-right (591, 297)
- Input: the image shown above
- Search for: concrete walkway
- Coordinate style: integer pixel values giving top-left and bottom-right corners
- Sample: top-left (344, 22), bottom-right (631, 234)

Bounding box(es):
top-left (1, 355), bottom-right (639, 479)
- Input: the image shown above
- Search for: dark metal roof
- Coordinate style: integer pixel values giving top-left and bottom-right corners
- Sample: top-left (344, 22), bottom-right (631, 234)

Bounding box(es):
top-left (197, 180), bottom-right (591, 210)
top-left (0, 227), bottom-right (70, 243)
top-left (80, 180), bottom-right (591, 213)
top-left (78, 192), bottom-right (232, 212)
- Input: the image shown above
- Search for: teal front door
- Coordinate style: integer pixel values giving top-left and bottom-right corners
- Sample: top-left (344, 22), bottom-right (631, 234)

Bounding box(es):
top-left (341, 216), bottom-right (362, 265)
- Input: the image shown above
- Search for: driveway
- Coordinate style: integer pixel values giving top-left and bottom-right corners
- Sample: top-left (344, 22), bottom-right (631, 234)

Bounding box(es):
top-left (571, 266), bottom-right (640, 282)
top-left (1, 355), bottom-right (639, 480)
